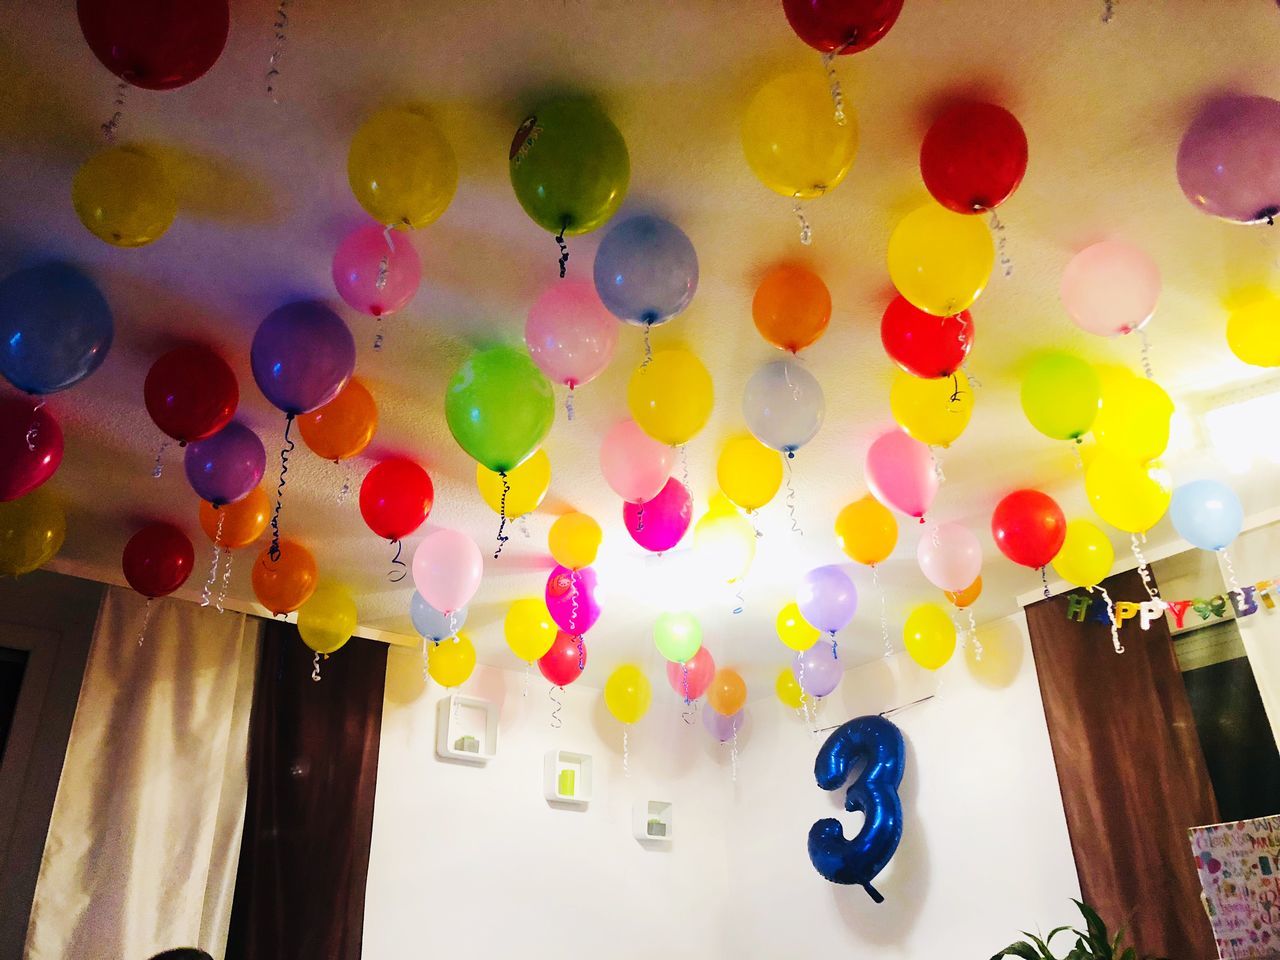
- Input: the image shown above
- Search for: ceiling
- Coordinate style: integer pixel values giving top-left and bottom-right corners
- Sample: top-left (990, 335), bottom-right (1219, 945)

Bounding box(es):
top-left (5, 0), bottom-right (1280, 694)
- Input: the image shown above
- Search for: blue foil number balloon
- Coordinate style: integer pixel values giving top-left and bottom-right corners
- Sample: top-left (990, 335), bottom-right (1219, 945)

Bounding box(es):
top-left (808, 714), bottom-right (905, 902)
top-left (592, 215), bottom-right (698, 327)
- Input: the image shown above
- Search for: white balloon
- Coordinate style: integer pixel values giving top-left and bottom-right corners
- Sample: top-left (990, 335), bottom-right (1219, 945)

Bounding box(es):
top-left (742, 359), bottom-right (824, 455)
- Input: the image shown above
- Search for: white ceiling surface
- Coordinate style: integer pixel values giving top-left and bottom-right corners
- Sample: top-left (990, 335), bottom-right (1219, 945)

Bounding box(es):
top-left (5, 1), bottom-right (1280, 689)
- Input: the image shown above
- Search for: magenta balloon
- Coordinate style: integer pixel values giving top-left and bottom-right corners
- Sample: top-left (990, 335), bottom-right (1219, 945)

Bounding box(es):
top-left (865, 430), bottom-right (939, 520)
top-left (797, 565), bottom-right (858, 634)
top-left (623, 477), bottom-right (692, 552)
top-left (1177, 94), bottom-right (1280, 224)
top-left (412, 528), bottom-right (482, 614)
top-left (332, 224), bottom-right (422, 317)
top-left (251, 301), bottom-right (356, 416)
top-left (793, 642), bottom-right (844, 698)
top-left (1060, 240), bottom-right (1160, 337)
top-left (525, 280), bottom-right (618, 390)
top-left (545, 564), bottom-right (601, 634)
top-left (666, 645), bottom-right (715, 701)
top-left (182, 420), bottom-right (265, 507)
top-left (916, 521), bottom-right (982, 592)
top-left (600, 418), bottom-right (674, 502)
top-left (703, 706), bottom-right (744, 742)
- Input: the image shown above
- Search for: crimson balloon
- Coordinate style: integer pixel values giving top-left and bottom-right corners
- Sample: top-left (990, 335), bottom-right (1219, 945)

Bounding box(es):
top-left (991, 490), bottom-right (1066, 570)
top-left (538, 631), bottom-right (587, 687)
top-left (78, 0), bottom-right (230, 90)
top-left (782, 0), bottom-right (906, 54)
top-left (921, 102), bottom-right (1028, 214)
top-left (880, 296), bottom-right (973, 378)
top-left (143, 345), bottom-right (238, 445)
top-left (1, 396), bottom-right (63, 501)
top-left (359, 458), bottom-right (434, 541)
top-left (122, 521), bottom-right (194, 598)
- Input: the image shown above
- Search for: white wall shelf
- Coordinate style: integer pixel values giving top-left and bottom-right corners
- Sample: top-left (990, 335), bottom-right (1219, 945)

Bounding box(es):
top-left (634, 799), bottom-right (673, 843)
top-left (543, 749), bottom-right (592, 806)
top-left (435, 695), bottom-right (498, 764)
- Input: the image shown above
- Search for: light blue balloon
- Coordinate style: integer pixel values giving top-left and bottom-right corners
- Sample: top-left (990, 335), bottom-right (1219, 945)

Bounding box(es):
top-left (592, 215), bottom-right (697, 326)
top-left (410, 592), bottom-right (466, 642)
top-left (0, 262), bottom-right (113, 395)
top-left (743, 359), bottom-right (825, 455)
top-left (1170, 479), bottom-right (1243, 551)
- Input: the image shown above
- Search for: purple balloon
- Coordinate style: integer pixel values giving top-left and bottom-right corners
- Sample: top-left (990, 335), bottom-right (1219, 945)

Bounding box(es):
top-left (546, 564), bottom-right (601, 635)
top-left (1177, 94), bottom-right (1280, 224)
top-left (703, 706), bottom-right (744, 742)
top-left (183, 420), bottom-right (266, 506)
top-left (622, 477), bottom-right (691, 553)
top-left (251, 301), bottom-right (356, 416)
top-left (793, 642), bottom-right (844, 698)
top-left (797, 565), bottom-right (858, 634)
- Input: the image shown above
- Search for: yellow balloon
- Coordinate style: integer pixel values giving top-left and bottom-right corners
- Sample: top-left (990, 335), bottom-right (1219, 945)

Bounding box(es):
top-left (428, 632), bottom-right (476, 687)
top-left (297, 583), bottom-right (357, 655)
top-left (1226, 291), bottom-right (1280, 367)
top-left (835, 495), bottom-right (898, 566)
top-left (1051, 519), bottom-right (1115, 588)
top-left (477, 448), bottom-right (550, 518)
top-left (72, 146), bottom-right (176, 247)
top-left (1085, 450), bottom-right (1172, 534)
top-left (716, 433), bottom-right (783, 511)
top-left (1092, 371), bottom-right (1174, 463)
top-left (627, 348), bottom-right (713, 446)
top-left (887, 202), bottom-right (994, 316)
top-left (775, 667), bottom-right (807, 709)
top-left (890, 369), bottom-right (974, 448)
top-left (348, 106), bottom-right (458, 229)
top-left (604, 664), bottom-right (652, 725)
top-left (741, 70), bottom-right (858, 200)
top-left (0, 487), bottom-right (66, 576)
top-left (693, 506), bottom-right (756, 584)
top-left (504, 599), bottom-right (557, 662)
top-left (548, 512), bottom-right (601, 569)
top-left (903, 603), bottom-right (956, 671)
top-left (776, 601), bottom-right (819, 652)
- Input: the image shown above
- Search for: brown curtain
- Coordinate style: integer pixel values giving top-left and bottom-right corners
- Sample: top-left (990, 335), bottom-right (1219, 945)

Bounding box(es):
top-left (225, 620), bottom-right (386, 960)
top-left (1025, 568), bottom-right (1218, 958)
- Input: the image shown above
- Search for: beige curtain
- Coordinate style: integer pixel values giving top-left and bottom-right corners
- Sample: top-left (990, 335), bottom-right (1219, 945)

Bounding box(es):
top-left (24, 587), bottom-right (258, 960)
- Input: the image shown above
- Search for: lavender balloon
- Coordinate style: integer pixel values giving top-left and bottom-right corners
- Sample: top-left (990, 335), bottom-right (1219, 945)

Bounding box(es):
top-left (793, 642), bottom-right (844, 698)
top-left (797, 565), bottom-right (858, 634)
top-left (183, 421), bottom-right (266, 506)
top-left (410, 592), bottom-right (466, 642)
top-left (593, 215), bottom-right (698, 327)
top-left (703, 706), bottom-right (744, 742)
top-left (251, 301), bottom-right (356, 416)
top-left (1177, 94), bottom-right (1280, 224)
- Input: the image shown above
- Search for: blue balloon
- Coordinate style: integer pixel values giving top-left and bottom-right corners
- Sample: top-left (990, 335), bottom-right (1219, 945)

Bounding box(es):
top-left (411, 591), bottom-right (466, 642)
top-left (0, 262), bottom-right (113, 395)
top-left (250, 301), bottom-right (355, 416)
top-left (1170, 479), bottom-right (1243, 552)
top-left (809, 715), bottom-right (905, 902)
top-left (592, 215), bottom-right (698, 326)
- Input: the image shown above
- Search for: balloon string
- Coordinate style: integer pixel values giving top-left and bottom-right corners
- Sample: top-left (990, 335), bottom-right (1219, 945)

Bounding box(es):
top-left (522, 660), bottom-right (530, 697)
top-left (831, 632), bottom-right (839, 660)
top-left (25, 399), bottom-right (44, 453)
top-left (201, 511), bottom-right (225, 607)
top-left (681, 700), bottom-right (696, 725)
top-left (1041, 565), bottom-right (1050, 600)
top-left (636, 501), bottom-right (645, 533)
top-left (1130, 533), bottom-right (1161, 601)
top-left (388, 539), bottom-right (407, 582)
top-left (1101, 0), bottom-right (1115, 23)
top-left (732, 583), bottom-right (745, 616)
top-left (549, 684), bottom-right (563, 729)
top-left (100, 80), bottom-right (127, 142)
top-left (311, 650), bottom-right (322, 682)
top-left (966, 608), bottom-right (983, 661)
top-left (1073, 441), bottom-right (1085, 470)
top-left (748, 509), bottom-right (762, 539)
top-left (819, 50), bottom-right (846, 126)
top-left (785, 457), bottom-right (803, 536)
top-left (622, 728), bottom-right (630, 779)
top-left (269, 415), bottom-right (294, 562)
top-left (373, 315), bottom-right (384, 353)
top-left (575, 633), bottom-right (585, 672)
top-left (375, 226), bottom-right (393, 292)
top-left (679, 444), bottom-right (690, 492)
top-left (448, 610), bottom-right (457, 639)
top-left (792, 194), bottom-right (813, 246)
top-left (987, 209), bottom-right (1013, 278)
top-left (798, 658), bottom-right (811, 727)
top-left (1092, 584), bottom-right (1125, 654)
top-left (266, 0), bottom-right (292, 103)
top-left (931, 520), bottom-right (941, 548)
top-left (642, 325), bottom-right (653, 368)
top-left (421, 637), bottom-right (430, 682)
top-left (494, 472), bottom-right (510, 558)
top-left (217, 550), bottom-right (233, 613)
top-left (873, 564), bottom-right (891, 658)
top-left (1138, 328), bottom-right (1155, 379)
top-left (135, 596), bottom-right (155, 647)
top-left (555, 220), bottom-right (569, 279)
top-left (153, 439), bottom-right (169, 479)
top-left (337, 464), bottom-right (352, 504)
top-left (730, 728), bottom-right (739, 784)
top-left (564, 386), bottom-right (575, 422)
top-left (1220, 547), bottom-right (1245, 605)
top-left (570, 570), bottom-right (580, 635)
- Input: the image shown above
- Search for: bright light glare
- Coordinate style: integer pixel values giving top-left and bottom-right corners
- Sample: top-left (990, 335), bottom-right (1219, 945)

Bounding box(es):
top-left (1204, 392), bottom-right (1280, 474)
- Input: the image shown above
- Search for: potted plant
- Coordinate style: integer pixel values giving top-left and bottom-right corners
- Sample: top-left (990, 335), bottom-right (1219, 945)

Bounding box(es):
top-left (990, 900), bottom-right (1168, 960)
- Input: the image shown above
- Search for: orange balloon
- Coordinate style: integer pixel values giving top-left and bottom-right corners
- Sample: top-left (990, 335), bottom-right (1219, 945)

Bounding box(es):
top-left (945, 575), bottom-right (982, 609)
top-left (707, 667), bottom-right (747, 716)
top-left (199, 487), bottom-right (271, 550)
top-left (251, 539), bottom-right (317, 615)
top-left (752, 263), bottom-right (831, 354)
top-left (297, 378), bottom-right (378, 462)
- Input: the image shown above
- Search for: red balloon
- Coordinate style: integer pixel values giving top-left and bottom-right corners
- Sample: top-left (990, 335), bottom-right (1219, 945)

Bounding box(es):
top-left (144, 345), bottom-right (238, 445)
top-left (666, 646), bottom-right (716, 702)
top-left (78, 0), bottom-right (230, 91)
top-left (359, 458), bottom-right (434, 541)
top-left (538, 631), bottom-right (586, 687)
top-left (122, 521), bottom-right (194, 598)
top-left (921, 102), bottom-right (1029, 214)
top-left (0, 395), bottom-right (63, 501)
top-left (881, 296), bottom-right (973, 378)
top-left (782, 0), bottom-right (905, 55)
top-left (991, 490), bottom-right (1066, 570)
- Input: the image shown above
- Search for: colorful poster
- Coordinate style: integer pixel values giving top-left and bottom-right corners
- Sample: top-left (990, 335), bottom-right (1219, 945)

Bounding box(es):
top-left (1189, 815), bottom-right (1280, 959)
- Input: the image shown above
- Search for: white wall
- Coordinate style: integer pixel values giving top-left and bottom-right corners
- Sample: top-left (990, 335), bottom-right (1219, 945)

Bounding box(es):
top-left (1219, 520), bottom-right (1280, 748)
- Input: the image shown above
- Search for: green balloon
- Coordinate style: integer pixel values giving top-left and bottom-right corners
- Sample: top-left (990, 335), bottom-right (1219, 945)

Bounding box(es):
top-left (446, 345), bottom-right (554, 474)
top-left (654, 612), bottom-right (702, 664)
top-left (509, 98), bottom-right (630, 237)
top-left (1020, 352), bottom-right (1100, 441)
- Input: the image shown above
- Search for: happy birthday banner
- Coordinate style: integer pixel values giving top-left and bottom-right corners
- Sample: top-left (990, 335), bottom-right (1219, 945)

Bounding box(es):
top-left (1063, 578), bottom-right (1280, 632)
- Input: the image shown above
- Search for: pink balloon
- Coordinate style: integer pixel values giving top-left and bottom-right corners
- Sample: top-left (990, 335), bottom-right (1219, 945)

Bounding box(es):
top-left (332, 224), bottom-right (422, 317)
top-left (412, 528), bottom-right (482, 614)
top-left (865, 430), bottom-right (938, 521)
top-left (916, 521), bottom-right (982, 592)
top-left (1177, 94), bottom-right (1280, 225)
top-left (600, 419), bottom-right (675, 503)
top-left (545, 564), bottom-right (601, 634)
top-left (623, 477), bottom-right (691, 553)
top-left (1060, 240), bottom-right (1160, 338)
top-left (666, 646), bottom-right (715, 702)
top-left (525, 281), bottom-right (619, 389)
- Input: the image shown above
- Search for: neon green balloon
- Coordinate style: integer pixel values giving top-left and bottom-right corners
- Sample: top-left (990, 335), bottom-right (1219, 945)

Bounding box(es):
top-left (445, 345), bottom-right (554, 474)
top-left (509, 98), bottom-right (630, 237)
top-left (1020, 352), bottom-right (1100, 441)
top-left (653, 612), bottom-right (702, 664)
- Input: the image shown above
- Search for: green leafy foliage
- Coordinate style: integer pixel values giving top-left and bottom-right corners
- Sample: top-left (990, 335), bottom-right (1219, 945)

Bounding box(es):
top-left (988, 901), bottom-right (1169, 960)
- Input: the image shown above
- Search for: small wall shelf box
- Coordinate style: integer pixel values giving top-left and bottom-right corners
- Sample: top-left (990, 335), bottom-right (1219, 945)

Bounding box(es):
top-left (544, 750), bottom-right (592, 806)
top-left (435, 695), bottom-right (498, 764)
top-left (634, 800), bottom-right (673, 843)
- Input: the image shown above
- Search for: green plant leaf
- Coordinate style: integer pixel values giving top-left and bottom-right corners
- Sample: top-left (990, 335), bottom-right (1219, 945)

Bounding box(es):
top-left (1074, 900), bottom-right (1111, 955)
top-left (1044, 925), bottom-right (1072, 945)
top-left (1119, 948), bottom-right (1136, 960)
top-left (989, 942), bottom-right (1048, 960)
